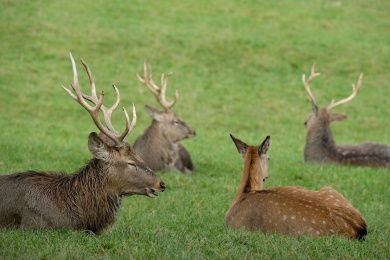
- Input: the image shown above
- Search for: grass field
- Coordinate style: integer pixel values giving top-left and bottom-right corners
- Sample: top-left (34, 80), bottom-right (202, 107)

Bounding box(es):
top-left (0, 0), bottom-right (389, 259)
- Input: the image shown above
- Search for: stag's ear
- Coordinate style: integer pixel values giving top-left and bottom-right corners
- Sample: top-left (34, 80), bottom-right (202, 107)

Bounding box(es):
top-left (330, 112), bottom-right (347, 122)
top-left (145, 105), bottom-right (165, 122)
top-left (88, 132), bottom-right (113, 161)
top-left (258, 136), bottom-right (271, 155)
top-left (230, 134), bottom-right (248, 156)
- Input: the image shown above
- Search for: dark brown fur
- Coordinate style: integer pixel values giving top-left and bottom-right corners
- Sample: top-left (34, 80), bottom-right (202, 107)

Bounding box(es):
top-left (0, 133), bottom-right (165, 233)
top-left (304, 107), bottom-right (390, 168)
top-left (133, 106), bottom-right (195, 173)
top-left (226, 135), bottom-right (367, 239)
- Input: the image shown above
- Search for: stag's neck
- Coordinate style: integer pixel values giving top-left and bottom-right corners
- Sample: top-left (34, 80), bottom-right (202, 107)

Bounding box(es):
top-left (233, 149), bottom-right (262, 204)
top-left (146, 121), bottom-right (175, 147)
top-left (305, 121), bottom-right (337, 159)
top-left (69, 159), bottom-right (121, 232)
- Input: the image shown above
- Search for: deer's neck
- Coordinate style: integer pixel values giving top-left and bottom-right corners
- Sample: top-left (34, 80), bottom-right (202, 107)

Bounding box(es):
top-left (146, 121), bottom-right (174, 147)
top-left (305, 121), bottom-right (336, 155)
top-left (233, 149), bottom-right (262, 204)
top-left (70, 159), bottom-right (121, 233)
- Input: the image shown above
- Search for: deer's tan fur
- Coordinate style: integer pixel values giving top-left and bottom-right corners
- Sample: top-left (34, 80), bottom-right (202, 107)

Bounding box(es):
top-left (226, 135), bottom-right (367, 239)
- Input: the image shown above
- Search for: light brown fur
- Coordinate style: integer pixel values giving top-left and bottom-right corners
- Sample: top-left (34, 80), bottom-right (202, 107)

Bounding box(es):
top-left (226, 135), bottom-right (367, 239)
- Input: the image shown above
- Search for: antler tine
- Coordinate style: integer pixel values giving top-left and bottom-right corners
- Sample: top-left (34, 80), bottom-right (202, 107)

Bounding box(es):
top-left (138, 61), bottom-right (179, 110)
top-left (119, 104), bottom-right (137, 141)
top-left (302, 64), bottom-right (320, 106)
top-left (64, 53), bottom-right (128, 145)
top-left (79, 60), bottom-right (122, 134)
top-left (327, 73), bottom-right (363, 110)
top-left (137, 61), bottom-right (159, 95)
top-left (160, 72), bottom-right (178, 109)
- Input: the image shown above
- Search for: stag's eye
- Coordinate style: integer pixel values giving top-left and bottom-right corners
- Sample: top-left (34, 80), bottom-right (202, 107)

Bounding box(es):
top-left (127, 162), bottom-right (136, 167)
top-left (172, 120), bottom-right (180, 125)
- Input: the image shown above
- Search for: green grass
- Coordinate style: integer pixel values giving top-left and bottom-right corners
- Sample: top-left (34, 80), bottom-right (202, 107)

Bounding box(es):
top-left (0, 0), bottom-right (389, 259)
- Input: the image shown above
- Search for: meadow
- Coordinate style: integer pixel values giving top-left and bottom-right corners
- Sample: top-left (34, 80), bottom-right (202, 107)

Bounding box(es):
top-left (0, 0), bottom-right (389, 259)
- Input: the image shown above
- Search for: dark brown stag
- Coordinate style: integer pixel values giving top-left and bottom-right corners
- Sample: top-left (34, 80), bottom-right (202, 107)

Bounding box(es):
top-left (225, 135), bottom-right (367, 239)
top-left (133, 62), bottom-right (196, 173)
top-left (302, 65), bottom-right (390, 167)
top-left (0, 53), bottom-right (165, 233)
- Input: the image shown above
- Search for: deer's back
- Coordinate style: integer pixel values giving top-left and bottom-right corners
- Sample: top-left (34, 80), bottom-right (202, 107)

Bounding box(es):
top-left (0, 171), bottom-right (76, 229)
top-left (225, 186), bottom-right (366, 239)
top-left (335, 143), bottom-right (390, 167)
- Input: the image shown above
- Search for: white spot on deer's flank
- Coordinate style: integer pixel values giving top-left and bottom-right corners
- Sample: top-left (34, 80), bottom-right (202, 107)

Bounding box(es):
top-left (311, 220), bottom-right (316, 224)
top-left (322, 220), bottom-right (326, 225)
top-left (302, 217), bottom-right (306, 222)
top-left (316, 231), bottom-right (320, 235)
top-left (291, 216), bottom-right (296, 220)
top-left (283, 215), bottom-right (287, 221)
top-left (330, 229), bottom-right (335, 233)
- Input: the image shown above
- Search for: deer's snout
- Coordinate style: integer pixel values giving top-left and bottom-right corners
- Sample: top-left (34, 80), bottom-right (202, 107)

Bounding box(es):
top-left (188, 129), bottom-right (196, 138)
top-left (160, 181), bottom-right (166, 192)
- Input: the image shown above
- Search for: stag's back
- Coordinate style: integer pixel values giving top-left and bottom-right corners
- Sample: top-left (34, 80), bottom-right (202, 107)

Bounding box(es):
top-left (0, 172), bottom-right (73, 228)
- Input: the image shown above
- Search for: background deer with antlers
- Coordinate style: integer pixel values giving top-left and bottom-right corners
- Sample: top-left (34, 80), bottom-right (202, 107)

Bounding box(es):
top-left (226, 135), bottom-right (367, 239)
top-left (302, 65), bottom-right (390, 168)
top-left (133, 62), bottom-right (196, 174)
top-left (0, 54), bottom-right (165, 233)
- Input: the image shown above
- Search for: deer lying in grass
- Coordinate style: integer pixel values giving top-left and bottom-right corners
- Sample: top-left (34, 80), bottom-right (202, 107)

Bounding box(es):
top-left (133, 62), bottom-right (196, 174)
top-left (225, 135), bottom-right (367, 239)
top-left (0, 54), bottom-right (165, 234)
top-left (302, 65), bottom-right (390, 168)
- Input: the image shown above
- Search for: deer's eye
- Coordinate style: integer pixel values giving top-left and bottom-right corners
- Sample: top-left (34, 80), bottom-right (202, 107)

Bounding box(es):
top-left (172, 120), bottom-right (180, 125)
top-left (127, 162), bottom-right (136, 167)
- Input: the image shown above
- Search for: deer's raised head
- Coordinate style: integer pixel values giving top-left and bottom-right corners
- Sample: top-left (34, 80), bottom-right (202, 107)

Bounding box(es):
top-left (63, 53), bottom-right (165, 198)
top-left (230, 134), bottom-right (271, 192)
top-left (137, 62), bottom-right (195, 143)
top-left (302, 65), bottom-right (363, 132)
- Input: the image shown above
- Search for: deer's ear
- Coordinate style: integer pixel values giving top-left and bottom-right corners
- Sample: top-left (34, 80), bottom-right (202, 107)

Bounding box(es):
top-left (88, 132), bottom-right (113, 161)
top-left (330, 112), bottom-right (347, 122)
top-left (145, 105), bottom-right (164, 122)
top-left (258, 136), bottom-right (271, 155)
top-left (230, 134), bottom-right (248, 155)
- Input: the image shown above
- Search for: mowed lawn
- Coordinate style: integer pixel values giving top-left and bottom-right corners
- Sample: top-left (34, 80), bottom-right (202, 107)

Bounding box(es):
top-left (0, 0), bottom-right (389, 259)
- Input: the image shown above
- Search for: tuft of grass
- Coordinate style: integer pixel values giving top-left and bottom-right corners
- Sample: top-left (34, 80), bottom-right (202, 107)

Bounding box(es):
top-left (0, 0), bottom-right (389, 258)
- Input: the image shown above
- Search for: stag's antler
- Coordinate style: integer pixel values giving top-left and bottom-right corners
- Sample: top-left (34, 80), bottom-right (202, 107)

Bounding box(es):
top-left (63, 53), bottom-right (136, 145)
top-left (302, 64), bottom-right (321, 106)
top-left (137, 61), bottom-right (179, 110)
top-left (327, 74), bottom-right (363, 110)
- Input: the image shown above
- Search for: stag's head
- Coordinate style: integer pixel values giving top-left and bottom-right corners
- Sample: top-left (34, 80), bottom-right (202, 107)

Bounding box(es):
top-left (137, 62), bottom-right (196, 143)
top-left (302, 65), bottom-right (363, 133)
top-left (63, 53), bottom-right (165, 198)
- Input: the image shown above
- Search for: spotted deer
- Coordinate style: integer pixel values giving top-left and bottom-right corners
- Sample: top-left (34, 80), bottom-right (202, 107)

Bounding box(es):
top-left (0, 54), bottom-right (165, 234)
top-left (302, 65), bottom-right (390, 168)
top-left (225, 135), bottom-right (367, 239)
top-left (133, 62), bottom-right (196, 174)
